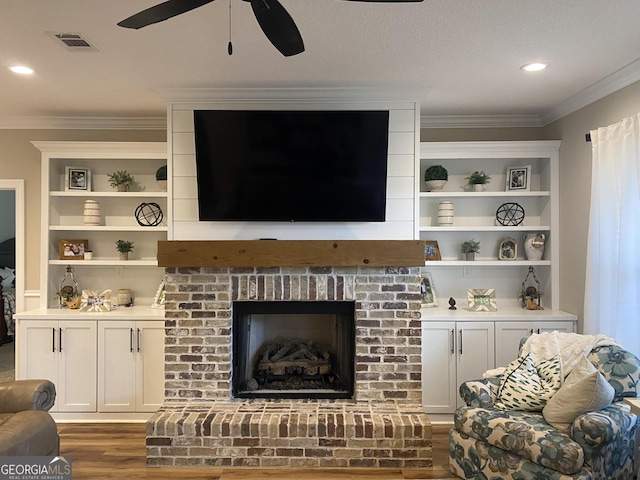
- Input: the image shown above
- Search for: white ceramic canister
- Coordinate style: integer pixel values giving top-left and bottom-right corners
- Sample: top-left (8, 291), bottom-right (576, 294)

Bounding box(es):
top-left (437, 201), bottom-right (454, 226)
top-left (83, 199), bottom-right (101, 225)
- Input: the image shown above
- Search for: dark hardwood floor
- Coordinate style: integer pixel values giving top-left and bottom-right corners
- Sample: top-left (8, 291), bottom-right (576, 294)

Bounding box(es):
top-left (58, 423), bottom-right (454, 480)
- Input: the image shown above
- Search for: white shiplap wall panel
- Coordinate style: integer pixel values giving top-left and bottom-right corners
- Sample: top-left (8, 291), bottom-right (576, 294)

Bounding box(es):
top-left (172, 219), bottom-right (415, 241)
top-left (173, 175), bottom-right (197, 200)
top-left (388, 132), bottom-right (415, 155)
top-left (168, 100), bottom-right (419, 241)
top-left (173, 132), bottom-right (195, 155)
top-left (173, 198), bottom-right (198, 222)
top-left (172, 110), bottom-right (194, 132)
top-left (387, 154), bottom-right (414, 177)
top-left (389, 109), bottom-right (416, 132)
top-left (173, 154), bottom-right (196, 177)
top-left (387, 198), bottom-right (414, 221)
top-left (387, 176), bottom-right (414, 200)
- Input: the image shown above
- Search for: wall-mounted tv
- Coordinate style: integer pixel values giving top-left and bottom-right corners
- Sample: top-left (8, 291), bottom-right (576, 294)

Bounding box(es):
top-left (193, 109), bottom-right (389, 222)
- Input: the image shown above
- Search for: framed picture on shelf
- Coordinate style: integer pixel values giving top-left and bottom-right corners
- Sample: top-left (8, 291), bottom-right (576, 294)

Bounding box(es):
top-left (424, 241), bottom-right (442, 261)
top-left (467, 288), bottom-right (497, 312)
top-left (420, 273), bottom-right (438, 307)
top-left (505, 165), bottom-right (531, 191)
top-left (498, 237), bottom-right (518, 261)
top-left (65, 167), bottom-right (91, 191)
top-left (59, 239), bottom-right (88, 260)
top-left (80, 289), bottom-right (112, 312)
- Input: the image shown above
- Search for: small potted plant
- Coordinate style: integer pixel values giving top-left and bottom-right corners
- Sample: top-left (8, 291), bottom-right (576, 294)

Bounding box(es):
top-left (465, 170), bottom-right (491, 192)
top-left (107, 170), bottom-right (135, 192)
top-left (424, 165), bottom-right (448, 192)
top-left (115, 239), bottom-right (134, 260)
top-left (155, 165), bottom-right (167, 192)
top-left (57, 285), bottom-right (80, 309)
top-left (461, 238), bottom-right (480, 261)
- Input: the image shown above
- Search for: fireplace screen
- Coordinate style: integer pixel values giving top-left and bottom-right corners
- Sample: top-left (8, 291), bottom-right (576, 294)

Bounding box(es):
top-left (232, 301), bottom-right (355, 399)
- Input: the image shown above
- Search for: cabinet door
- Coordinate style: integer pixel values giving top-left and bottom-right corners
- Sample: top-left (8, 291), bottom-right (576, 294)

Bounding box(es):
top-left (135, 321), bottom-right (164, 412)
top-left (16, 320), bottom-right (59, 410)
top-left (494, 322), bottom-right (534, 368)
top-left (57, 321), bottom-right (97, 412)
top-left (456, 322), bottom-right (495, 409)
top-left (421, 322), bottom-right (456, 414)
top-left (495, 321), bottom-right (577, 368)
top-left (98, 321), bottom-right (137, 412)
top-left (536, 321), bottom-right (575, 335)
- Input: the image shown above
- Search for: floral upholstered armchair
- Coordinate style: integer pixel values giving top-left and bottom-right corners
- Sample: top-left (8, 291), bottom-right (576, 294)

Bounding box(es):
top-left (449, 341), bottom-right (640, 480)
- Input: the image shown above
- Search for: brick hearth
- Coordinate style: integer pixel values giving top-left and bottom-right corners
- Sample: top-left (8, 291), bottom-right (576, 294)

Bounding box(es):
top-left (146, 262), bottom-right (432, 468)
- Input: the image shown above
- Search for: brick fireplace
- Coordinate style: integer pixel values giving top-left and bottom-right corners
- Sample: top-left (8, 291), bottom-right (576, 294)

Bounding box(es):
top-left (146, 240), bottom-right (432, 469)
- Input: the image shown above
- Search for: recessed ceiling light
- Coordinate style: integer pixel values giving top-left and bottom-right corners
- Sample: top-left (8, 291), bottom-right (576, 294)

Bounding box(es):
top-left (9, 65), bottom-right (34, 75)
top-left (521, 63), bottom-right (547, 72)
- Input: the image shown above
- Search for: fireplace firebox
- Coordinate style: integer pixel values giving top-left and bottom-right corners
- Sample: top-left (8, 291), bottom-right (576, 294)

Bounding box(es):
top-left (232, 301), bottom-right (355, 399)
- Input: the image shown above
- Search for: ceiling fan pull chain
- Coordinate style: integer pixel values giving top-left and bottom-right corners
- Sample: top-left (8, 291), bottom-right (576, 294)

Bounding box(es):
top-left (227, 0), bottom-right (233, 55)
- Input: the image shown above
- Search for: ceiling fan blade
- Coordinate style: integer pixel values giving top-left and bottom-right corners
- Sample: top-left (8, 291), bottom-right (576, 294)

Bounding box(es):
top-left (249, 0), bottom-right (304, 57)
top-left (118, 0), bottom-right (216, 29)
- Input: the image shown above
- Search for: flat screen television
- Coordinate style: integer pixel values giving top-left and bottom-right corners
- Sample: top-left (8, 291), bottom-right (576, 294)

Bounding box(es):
top-left (193, 109), bottom-right (389, 222)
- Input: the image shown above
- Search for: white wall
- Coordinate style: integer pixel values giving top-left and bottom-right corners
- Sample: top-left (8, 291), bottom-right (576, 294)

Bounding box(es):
top-left (165, 92), bottom-right (421, 241)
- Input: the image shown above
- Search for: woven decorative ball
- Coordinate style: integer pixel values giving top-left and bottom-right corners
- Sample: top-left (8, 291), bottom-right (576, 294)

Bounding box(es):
top-left (496, 202), bottom-right (525, 226)
top-left (135, 202), bottom-right (163, 227)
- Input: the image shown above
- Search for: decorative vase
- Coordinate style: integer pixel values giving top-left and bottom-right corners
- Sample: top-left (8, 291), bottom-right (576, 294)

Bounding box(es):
top-left (524, 233), bottom-right (545, 261)
top-left (119, 252), bottom-right (129, 261)
top-left (425, 180), bottom-right (447, 192)
top-left (437, 201), bottom-right (454, 226)
top-left (83, 200), bottom-right (101, 225)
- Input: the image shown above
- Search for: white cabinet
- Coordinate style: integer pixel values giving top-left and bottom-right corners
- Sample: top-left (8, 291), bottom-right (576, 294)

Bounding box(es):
top-left (15, 307), bottom-right (165, 420)
top-left (98, 320), bottom-right (164, 413)
top-left (32, 141), bottom-right (168, 308)
top-left (421, 321), bottom-right (495, 415)
top-left (494, 320), bottom-right (575, 368)
top-left (418, 141), bottom-right (563, 311)
top-left (418, 141), bottom-right (579, 419)
top-left (17, 319), bottom-right (97, 412)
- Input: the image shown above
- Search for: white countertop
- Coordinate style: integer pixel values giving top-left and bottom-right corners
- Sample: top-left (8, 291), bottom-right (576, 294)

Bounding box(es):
top-left (14, 304), bottom-right (165, 320)
top-left (420, 303), bottom-right (577, 321)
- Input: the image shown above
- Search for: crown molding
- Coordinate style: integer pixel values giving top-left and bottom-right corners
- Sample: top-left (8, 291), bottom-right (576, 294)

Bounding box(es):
top-left (420, 114), bottom-right (544, 129)
top-left (541, 58), bottom-right (640, 126)
top-left (0, 116), bottom-right (166, 130)
top-left (157, 86), bottom-right (430, 104)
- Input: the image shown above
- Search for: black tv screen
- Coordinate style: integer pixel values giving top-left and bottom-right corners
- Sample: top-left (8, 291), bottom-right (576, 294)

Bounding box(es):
top-left (193, 110), bottom-right (389, 222)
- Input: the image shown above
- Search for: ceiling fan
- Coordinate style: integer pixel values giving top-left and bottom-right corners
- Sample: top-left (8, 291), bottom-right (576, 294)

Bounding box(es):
top-left (118, 0), bottom-right (424, 57)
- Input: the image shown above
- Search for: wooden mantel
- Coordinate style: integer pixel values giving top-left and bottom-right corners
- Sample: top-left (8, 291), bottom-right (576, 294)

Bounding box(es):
top-left (157, 240), bottom-right (426, 268)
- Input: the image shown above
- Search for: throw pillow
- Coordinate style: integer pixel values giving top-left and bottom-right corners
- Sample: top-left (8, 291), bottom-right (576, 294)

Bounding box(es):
top-left (543, 355), bottom-right (615, 432)
top-left (0, 267), bottom-right (14, 288)
top-left (494, 353), bottom-right (561, 411)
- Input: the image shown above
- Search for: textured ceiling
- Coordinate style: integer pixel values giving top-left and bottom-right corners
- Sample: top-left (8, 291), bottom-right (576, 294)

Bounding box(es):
top-left (1, 0), bottom-right (640, 127)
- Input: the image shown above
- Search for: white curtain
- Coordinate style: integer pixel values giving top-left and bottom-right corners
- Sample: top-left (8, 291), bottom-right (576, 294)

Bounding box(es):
top-left (584, 113), bottom-right (640, 356)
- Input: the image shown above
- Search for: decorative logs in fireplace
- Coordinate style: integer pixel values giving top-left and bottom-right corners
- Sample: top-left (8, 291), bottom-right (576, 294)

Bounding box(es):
top-left (250, 339), bottom-right (339, 391)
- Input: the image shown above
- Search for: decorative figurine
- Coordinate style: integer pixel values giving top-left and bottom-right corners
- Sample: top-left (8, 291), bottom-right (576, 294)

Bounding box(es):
top-left (448, 297), bottom-right (457, 310)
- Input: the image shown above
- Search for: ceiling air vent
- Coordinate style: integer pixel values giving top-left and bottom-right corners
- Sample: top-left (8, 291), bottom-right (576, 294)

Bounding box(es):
top-left (47, 32), bottom-right (100, 52)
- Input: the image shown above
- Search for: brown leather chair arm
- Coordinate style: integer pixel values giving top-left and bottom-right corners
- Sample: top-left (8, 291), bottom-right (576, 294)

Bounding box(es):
top-left (0, 379), bottom-right (56, 412)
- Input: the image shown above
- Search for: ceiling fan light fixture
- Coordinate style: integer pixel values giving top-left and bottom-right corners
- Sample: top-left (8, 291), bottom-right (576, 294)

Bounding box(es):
top-left (521, 62), bottom-right (548, 72)
top-left (9, 65), bottom-right (34, 75)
